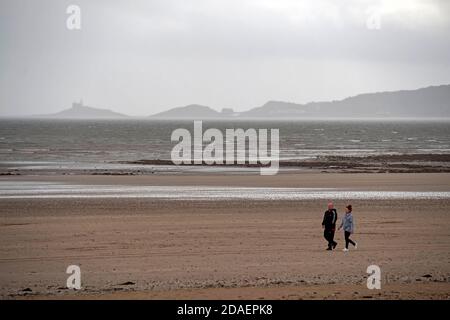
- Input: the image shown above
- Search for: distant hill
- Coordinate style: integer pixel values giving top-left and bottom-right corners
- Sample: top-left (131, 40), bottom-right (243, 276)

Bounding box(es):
top-left (35, 85), bottom-right (450, 119)
top-left (38, 101), bottom-right (127, 119)
top-left (151, 104), bottom-right (222, 119)
top-left (149, 84), bottom-right (450, 119)
top-left (240, 85), bottom-right (450, 118)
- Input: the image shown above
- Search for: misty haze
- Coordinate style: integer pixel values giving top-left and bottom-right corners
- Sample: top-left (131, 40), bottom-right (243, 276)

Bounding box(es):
top-left (0, 0), bottom-right (450, 304)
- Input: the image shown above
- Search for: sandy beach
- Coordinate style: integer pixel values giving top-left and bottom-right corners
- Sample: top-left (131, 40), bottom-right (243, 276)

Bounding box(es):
top-left (0, 172), bottom-right (449, 300)
top-left (2, 0), bottom-right (450, 307)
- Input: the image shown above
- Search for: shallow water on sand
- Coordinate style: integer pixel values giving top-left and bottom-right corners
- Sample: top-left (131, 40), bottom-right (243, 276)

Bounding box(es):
top-left (1, 181), bottom-right (449, 200)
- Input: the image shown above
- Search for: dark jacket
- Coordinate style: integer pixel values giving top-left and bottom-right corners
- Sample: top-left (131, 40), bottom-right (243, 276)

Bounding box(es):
top-left (322, 209), bottom-right (338, 230)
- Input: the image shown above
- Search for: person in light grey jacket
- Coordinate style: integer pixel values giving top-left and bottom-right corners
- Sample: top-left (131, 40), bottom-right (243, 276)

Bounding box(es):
top-left (338, 204), bottom-right (357, 252)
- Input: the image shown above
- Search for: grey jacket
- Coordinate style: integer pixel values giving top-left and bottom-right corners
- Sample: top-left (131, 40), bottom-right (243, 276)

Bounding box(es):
top-left (339, 212), bottom-right (354, 233)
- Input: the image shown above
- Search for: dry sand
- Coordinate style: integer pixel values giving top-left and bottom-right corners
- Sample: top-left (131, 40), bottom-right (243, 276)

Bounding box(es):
top-left (0, 173), bottom-right (449, 299)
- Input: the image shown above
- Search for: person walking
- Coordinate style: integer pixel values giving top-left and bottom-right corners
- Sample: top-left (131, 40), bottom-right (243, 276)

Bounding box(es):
top-left (339, 204), bottom-right (357, 252)
top-left (322, 202), bottom-right (338, 250)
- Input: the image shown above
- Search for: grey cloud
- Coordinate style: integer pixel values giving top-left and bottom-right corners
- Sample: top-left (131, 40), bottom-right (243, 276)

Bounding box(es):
top-left (0, 0), bottom-right (449, 116)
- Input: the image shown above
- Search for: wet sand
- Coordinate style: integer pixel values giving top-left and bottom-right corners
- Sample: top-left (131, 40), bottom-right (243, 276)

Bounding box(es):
top-left (0, 173), bottom-right (449, 299)
top-left (2, 153), bottom-right (450, 176)
top-left (3, 172), bottom-right (450, 190)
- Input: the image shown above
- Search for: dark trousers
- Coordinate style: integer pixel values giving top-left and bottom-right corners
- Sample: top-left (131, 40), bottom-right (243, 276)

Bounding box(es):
top-left (324, 228), bottom-right (337, 249)
top-left (344, 231), bottom-right (356, 249)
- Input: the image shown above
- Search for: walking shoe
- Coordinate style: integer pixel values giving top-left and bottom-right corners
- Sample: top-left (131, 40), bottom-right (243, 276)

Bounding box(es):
top-left (332, 242), bottom-right (337, 249)
top-left (326, 247), bottom-right (332, 251)
top-left (354, 242), bottom-right (358, 250)
top-left (343, 248), bottom-right (349, 252)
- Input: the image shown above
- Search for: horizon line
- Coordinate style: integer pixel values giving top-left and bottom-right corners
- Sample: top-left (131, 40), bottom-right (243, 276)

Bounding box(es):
top-left (1, 83), bottom-right (449, 118)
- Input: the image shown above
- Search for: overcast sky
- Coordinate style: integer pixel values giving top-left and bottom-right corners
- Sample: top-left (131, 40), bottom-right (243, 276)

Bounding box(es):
top-left (1, 0), bottom-right (449, 116)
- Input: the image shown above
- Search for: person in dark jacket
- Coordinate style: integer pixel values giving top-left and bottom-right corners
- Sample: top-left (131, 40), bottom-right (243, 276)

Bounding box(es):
top-left (322, 202), bottom-right (338, 250)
